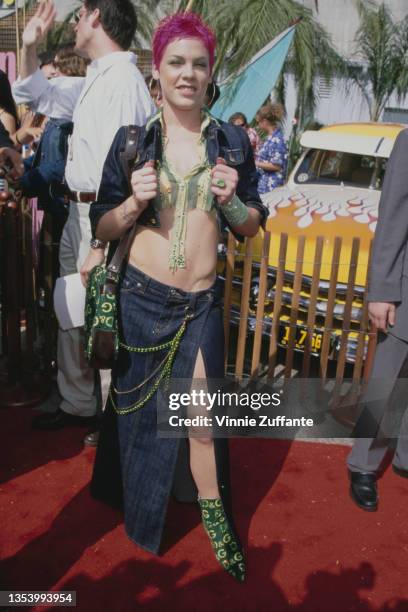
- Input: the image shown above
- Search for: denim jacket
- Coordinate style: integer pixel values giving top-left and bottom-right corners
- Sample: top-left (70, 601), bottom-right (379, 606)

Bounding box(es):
top-left (90, 114), bottom-right (268, 240)
top-left (19, 117), bottom-right (73, 217)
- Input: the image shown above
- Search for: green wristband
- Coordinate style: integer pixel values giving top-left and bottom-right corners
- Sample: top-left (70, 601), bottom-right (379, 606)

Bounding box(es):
top-left (220, 195), bottom-right (249, 227)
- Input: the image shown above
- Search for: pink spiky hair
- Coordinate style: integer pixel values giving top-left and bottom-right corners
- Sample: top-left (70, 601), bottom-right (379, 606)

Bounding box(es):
top-left (152, 12), bottom-right (216, 71)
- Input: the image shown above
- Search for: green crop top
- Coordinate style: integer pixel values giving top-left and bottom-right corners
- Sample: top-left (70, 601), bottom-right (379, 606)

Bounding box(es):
top-left (147, 109), bottom-right (217, 271)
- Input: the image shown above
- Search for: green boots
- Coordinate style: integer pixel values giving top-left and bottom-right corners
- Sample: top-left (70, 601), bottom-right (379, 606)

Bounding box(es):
top-left (198, 497), bottom-right (245, 582)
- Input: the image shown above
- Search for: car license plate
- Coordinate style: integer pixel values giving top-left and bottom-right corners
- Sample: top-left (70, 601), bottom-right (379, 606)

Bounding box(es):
top-left (279, 325), bottom-right (323, 355)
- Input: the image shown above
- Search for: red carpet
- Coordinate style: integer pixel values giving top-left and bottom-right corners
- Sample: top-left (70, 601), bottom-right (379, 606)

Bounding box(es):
top-left (1, 406), bottom-right (408, 612)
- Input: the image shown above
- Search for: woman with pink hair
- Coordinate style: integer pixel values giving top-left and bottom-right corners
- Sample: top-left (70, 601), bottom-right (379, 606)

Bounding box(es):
top-left (90, 12), bottom-right (267, 582)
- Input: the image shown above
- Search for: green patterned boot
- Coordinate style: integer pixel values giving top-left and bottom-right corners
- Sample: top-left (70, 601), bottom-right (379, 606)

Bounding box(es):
top-left (198, 497), bottom-right (245, 582)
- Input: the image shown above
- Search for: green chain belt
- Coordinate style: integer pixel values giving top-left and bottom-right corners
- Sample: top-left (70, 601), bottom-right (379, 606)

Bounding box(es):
top-left (109, 314), bottom-right (191, 415)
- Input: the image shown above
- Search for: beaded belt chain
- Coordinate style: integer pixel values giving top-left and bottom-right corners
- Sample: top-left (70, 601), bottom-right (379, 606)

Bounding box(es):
top-left (109, 312), bottom-right (192, 415)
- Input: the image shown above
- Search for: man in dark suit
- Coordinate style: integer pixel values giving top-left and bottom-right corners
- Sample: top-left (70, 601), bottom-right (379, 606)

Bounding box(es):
top-left (347, 128), bottom-right (408, 511)
top-left (0, 122), bottom-right (24, 181)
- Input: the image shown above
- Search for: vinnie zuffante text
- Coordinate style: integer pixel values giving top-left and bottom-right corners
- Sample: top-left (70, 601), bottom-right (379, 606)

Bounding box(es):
top-left (166, 390), bottom-right (314, 429)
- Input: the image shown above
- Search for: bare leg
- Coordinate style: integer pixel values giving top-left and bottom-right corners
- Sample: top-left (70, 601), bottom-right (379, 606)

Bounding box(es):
top-left (187, 349), bottom-right (245, 582)
top-left (188, 349), bottom-right (220, 499)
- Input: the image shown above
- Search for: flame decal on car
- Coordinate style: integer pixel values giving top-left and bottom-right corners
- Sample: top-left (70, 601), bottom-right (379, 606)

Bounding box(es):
top-left (264, 188), bottom-right (378, 233)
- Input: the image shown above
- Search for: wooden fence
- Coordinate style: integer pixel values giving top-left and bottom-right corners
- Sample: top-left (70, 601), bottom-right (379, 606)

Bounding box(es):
top-left (0, 206), bottom-right (377, 411)
top-left (222, 230), bottom-right (377, 391)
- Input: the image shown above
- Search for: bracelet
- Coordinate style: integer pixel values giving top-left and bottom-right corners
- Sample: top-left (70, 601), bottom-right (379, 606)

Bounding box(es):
top-left (90, 238), bottom-right (107, 249)
top-left (220, 195), bottom-right (249, 227)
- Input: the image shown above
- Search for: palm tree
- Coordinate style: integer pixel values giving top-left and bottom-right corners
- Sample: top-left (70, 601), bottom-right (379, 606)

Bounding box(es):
top-left (352, 0), bottom-right (408, 121)
top-left (131, 0), bottom-right (163, 49)
top-left (43, 7), bottom-right (78, 50)
top-left (175, 0), bottom-right (344, 127)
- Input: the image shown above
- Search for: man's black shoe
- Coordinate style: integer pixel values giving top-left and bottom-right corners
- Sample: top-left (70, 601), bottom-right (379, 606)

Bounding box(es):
top-left (84, 430), bottom-right (100, 447)
top-left (32, 408), bottom-right (97, 431)
top-left (349, 471), bottom-right (378, 512)
top-left (392, 465), bottom-right (408, 479)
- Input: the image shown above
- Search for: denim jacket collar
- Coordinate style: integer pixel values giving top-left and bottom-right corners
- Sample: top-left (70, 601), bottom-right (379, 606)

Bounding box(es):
top-left (140, 110), bottom-right (227, 168)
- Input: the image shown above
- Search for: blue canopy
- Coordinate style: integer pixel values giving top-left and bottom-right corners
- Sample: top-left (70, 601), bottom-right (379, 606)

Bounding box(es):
top-left (212, 25), bottom-right (296, 123)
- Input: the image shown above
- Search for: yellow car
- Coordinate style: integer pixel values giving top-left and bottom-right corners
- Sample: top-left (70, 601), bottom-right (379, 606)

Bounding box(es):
top-left (222, 122), bottom-right (406, 364)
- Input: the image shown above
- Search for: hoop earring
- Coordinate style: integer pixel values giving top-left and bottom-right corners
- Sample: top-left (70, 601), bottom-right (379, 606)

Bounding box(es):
top-left (149, 77), bottom-right (162, 106)
top-left (156, 79), bottom-right (162, 105)
top-left (207, 81), bottom-right (216, 107)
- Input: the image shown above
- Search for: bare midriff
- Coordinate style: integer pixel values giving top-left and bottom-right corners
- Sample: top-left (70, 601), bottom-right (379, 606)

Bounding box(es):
top-left (128, 207), bottom-right (219, 292)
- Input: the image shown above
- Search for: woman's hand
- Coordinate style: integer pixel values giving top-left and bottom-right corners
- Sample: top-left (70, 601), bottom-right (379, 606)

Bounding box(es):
top-left (211, 157), bottom-right (238, 205)
top-left (256, 159), bottom-right (282, 172)
top-left (130, 160), bottom-right (157, 212)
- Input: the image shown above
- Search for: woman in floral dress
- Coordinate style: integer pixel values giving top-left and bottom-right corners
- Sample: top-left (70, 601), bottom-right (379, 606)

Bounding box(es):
top-left (255, 102), bottom-right (288, 194)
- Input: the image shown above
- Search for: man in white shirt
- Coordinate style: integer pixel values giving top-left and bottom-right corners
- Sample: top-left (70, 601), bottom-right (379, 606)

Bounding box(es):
top-left (13, 0), bottom-right (155, 435)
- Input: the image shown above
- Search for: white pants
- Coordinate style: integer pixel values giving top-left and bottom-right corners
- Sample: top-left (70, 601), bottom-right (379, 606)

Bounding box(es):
top-left (57, 201), bottom-right (110, 417)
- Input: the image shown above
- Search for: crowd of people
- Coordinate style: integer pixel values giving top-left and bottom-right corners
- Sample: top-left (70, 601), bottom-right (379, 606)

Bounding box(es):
top-left (0, 0), bottom-right (407, 586)
top-left (1, 0), bottom-right (269, 582)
